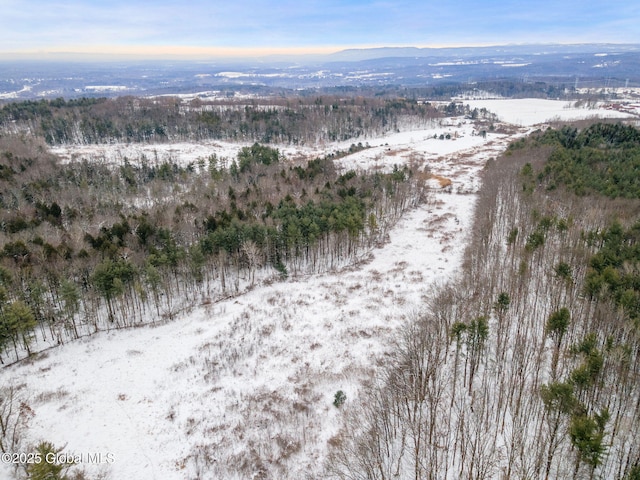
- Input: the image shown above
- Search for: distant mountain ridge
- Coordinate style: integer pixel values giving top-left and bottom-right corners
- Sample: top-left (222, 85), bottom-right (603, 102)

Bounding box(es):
top-left (326, 43), bottom-right (640, 62)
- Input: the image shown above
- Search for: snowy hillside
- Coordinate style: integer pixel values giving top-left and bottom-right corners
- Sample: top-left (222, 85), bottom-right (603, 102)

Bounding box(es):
top-left (0, 99), bottom-right (635, 480)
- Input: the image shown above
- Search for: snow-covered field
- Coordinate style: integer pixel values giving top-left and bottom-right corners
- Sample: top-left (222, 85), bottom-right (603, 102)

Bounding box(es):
top-left (1, 99), bottom-right (635, 479)
top-left (466, 98), bottom-right (636, 126)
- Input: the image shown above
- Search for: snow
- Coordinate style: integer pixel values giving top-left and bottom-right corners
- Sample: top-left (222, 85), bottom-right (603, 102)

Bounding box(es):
top-left (334, 122), bottom-right (504, 190)
top-left (49, 120), bottom-right (497, 177)
top-left (0, 99), bottom-right (634, 479)
top-left (51, 140), bottom-right (253, 168)
top-left (465, 98), bottom-right (636, 126)
top-left (0, 84), bottom-right (33, 99)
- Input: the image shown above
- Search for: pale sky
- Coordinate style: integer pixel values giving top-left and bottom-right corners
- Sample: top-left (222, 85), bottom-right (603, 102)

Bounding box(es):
top-left (1, 0), bottom-right (639, 58)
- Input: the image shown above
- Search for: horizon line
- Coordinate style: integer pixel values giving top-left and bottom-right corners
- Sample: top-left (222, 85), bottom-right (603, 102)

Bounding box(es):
top-left (2, 41), bottom-right (639, 61)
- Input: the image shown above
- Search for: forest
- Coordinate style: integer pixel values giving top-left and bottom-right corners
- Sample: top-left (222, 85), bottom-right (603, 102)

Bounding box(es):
top-left (327, 122), bottom-right (640, 480)
top-left (0, 95), bottom-right (441, 145)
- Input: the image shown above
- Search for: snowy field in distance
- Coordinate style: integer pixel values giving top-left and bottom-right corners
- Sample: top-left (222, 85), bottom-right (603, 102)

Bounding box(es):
top-left (465, 98), bottom-right (636, 126)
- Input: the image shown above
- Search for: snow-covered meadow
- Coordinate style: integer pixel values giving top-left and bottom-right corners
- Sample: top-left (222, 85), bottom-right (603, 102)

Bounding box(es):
top-left (1, 99), bottom-right (637, 479)
top-left (465, 98), bottom-right (636, 126)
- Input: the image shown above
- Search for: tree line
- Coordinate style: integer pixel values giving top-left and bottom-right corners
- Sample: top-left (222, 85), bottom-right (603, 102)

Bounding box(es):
top-left (0, 95), bottom-right (441, 146)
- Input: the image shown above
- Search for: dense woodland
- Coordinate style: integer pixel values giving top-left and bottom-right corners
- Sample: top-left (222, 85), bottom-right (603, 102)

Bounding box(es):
top-left (328, 122), bottom-right (640, 480)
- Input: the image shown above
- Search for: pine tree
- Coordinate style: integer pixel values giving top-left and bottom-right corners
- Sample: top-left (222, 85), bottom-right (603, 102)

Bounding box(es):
top-left (4, 300), bottom-right (36, 356)
top-left (25, 441), bottom-right (73, 480)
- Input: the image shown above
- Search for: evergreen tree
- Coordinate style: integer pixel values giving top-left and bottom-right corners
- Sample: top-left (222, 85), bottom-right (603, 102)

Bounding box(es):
top-left (25, 441), bottom-right (73, 480)
top-left (4, 300), bottom-right (36, 356)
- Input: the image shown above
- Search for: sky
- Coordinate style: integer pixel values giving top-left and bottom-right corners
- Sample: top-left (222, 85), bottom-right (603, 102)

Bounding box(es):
top-left (1, 0), bottom-right (639, 58)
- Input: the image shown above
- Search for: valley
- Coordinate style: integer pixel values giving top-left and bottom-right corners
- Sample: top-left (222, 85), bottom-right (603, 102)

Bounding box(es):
top-left (0, 96), bottom-right (639, 479)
